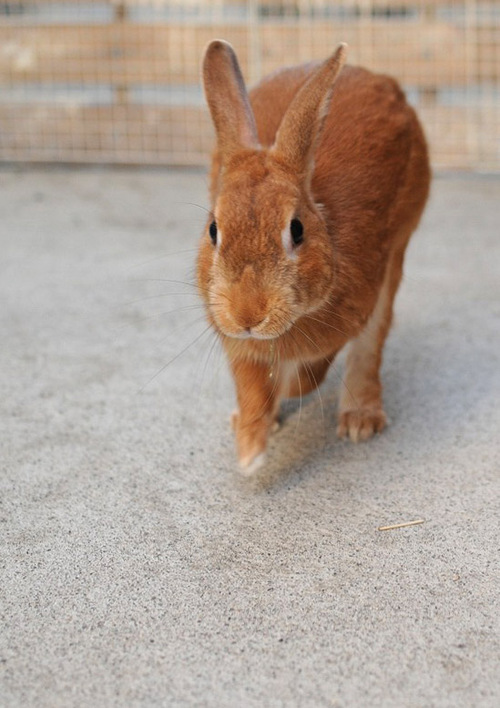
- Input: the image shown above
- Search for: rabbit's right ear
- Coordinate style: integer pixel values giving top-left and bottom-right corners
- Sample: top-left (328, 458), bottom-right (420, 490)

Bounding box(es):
top-left (203, 40), bottom-right (259, 159)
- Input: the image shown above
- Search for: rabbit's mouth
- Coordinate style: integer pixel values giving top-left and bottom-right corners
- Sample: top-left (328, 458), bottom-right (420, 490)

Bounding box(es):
top-left (211, 305), bottom-right (294, 342)
top-left (208, 280), bottom-right (297, 341)
top-left (218, 320), bottom-right (292, 341)
top-left (224, 327), bottom-right (285, 341)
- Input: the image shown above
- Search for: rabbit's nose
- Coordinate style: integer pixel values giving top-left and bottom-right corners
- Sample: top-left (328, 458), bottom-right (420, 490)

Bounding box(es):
top-left (239, 312), bottom-right (264, 331)
top-left (232, 302), bottom-right (267, 333)
top-left (245, 318), bottom-right (265, 334)
top-left (230, 268), bottom-right (269, 332)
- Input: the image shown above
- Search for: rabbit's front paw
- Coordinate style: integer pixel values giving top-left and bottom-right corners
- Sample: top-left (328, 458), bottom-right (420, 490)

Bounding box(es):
top-left (239, 449), bottom-right (267, 476)
top-left (234, 416), bottom-right (274, 475)
top-left (237, 431), bottom-right (268, 475)
top-left (337, 407), bottom-right (387, 443)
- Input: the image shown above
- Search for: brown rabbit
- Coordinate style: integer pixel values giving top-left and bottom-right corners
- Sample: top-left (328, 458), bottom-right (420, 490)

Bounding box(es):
top-left (197, 40), bottom-right (430, 474)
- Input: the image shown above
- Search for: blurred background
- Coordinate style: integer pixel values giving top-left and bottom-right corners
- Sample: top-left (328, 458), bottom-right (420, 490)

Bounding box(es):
top-left (0, 0), bottom-right (498, 171)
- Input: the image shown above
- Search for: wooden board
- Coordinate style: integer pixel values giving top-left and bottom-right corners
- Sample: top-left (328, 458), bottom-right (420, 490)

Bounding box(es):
top-left (2, 0), bottom-right (488, 8)
top-left (1, 20), bottom-right (498, 88)
top-left (0, 25), bottom-right (250, 85)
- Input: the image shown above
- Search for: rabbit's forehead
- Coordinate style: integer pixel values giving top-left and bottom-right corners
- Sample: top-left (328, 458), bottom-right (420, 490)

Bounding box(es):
top-left (216, 175), bottom-right (298, 231)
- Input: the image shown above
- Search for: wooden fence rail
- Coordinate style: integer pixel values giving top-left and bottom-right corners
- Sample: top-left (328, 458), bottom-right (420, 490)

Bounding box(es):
top-left (0, 0), bottom-right (499, 170)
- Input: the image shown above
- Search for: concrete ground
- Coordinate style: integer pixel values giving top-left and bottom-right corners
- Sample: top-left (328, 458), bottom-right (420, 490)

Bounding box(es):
top-left (1, 167), bottom-right (499, 708)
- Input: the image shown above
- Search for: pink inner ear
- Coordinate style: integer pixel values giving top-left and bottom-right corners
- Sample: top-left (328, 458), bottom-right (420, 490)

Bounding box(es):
top-left (203, 40), bottom-right (259, 155)
top-left (239, 121), bottom-right (259, 149)
top-left (271, 44), bottom-right (347, 176)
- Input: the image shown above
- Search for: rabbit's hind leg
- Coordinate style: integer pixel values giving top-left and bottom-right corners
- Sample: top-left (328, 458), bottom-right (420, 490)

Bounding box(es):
top-left (337, 249), bottom-right (405, 443)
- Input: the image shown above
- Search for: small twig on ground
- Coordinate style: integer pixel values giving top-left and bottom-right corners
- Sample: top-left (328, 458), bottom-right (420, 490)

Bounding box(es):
top-left (378, 519), bottom-right (425, 531)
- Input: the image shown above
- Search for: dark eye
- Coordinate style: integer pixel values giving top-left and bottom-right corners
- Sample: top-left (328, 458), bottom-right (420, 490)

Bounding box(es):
top-left (209, 220), bottom-right (217, 245)
top-left (290, 218), bottom-right (304, 247)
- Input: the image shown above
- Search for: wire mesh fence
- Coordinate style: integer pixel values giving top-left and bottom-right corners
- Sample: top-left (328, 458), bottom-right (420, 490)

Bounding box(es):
top-left (0, 0), bottom-right (499, 170)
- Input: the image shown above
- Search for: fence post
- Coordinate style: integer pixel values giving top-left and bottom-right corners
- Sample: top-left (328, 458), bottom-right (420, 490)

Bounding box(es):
top-left (114, 0), bottom-right (129, 105)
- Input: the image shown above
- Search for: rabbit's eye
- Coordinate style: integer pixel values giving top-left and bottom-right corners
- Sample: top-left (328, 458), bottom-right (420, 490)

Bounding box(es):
top-left (209, 221), bottom-right (217, 245)
top-left (290, 218), bottom-right (304, 247)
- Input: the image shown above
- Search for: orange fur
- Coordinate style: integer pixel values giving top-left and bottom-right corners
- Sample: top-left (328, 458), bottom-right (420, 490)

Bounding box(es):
top-left (197, 40), bottom-right (430, 472)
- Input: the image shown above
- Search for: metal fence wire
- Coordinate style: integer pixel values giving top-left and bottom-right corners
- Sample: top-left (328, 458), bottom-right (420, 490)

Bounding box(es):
top-left (0, 0), bottom-right (499, 170)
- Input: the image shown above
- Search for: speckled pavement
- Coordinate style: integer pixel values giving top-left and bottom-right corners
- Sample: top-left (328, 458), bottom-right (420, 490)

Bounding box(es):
top-left (1, 168), bottom-right (499, 707)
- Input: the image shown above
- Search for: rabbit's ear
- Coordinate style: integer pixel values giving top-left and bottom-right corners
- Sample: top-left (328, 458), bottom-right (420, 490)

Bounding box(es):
top-left (272, 44), bottom-right (347, 178)
top-left (203, 40), bottom-right (259, 158)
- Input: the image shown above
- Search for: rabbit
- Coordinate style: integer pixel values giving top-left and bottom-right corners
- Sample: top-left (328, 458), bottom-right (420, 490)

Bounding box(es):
top-left (197, 40), bottom-right (430, 474)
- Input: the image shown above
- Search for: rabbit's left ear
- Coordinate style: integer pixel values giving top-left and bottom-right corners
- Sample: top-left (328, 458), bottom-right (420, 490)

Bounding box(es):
top-left (272, 43), bottom-right (347, 178)
top-left (203, 40), bottom-right (259, 158)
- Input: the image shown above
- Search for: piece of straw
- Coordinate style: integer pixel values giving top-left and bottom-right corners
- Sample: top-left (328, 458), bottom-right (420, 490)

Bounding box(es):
top-left (378, 519), bottom-right (425, 531)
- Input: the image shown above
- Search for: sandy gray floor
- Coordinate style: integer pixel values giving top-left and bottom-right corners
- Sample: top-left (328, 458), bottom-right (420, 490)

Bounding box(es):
top-left (1, 168), bottom-right (499, 708)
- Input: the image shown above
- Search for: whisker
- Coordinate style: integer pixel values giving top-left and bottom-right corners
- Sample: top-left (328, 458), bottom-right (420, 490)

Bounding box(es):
top-left (312, 298), bottom-right (362, 329)
top-left (163, 314), bottom-right (210, 340)
top-left (120, 304), bottom-right (206, 330)
top-left (292, 323), bottom-right (323, 357)
top-left (207, 288), bottom-right (233, 305)
top-left (294, 360), bottom-right (304, 434)
top-left (289, 326), bottom-right (352, 439)
top-left (204, 332), bottom-right (227, 397)
top-left (302, 313), bottom-right (349, 338)
top-left (129, 248), bottom-right (199, 269)
top-left (131, 277), bottom-right (199, 290)
top-left (182, 202), bottom-right (215, 220)
top-left (139, 323), bottom-right (213, 393)
top-left (329, 360), bottom-right (361, 413)
top-left (129, 278), bottom-right (236, 313)
top-left (302, 357), bottom-right (327, 449)
top-left (287, 330), bottom-right (304, 434)
top-left (198, 329), bottom-right (223, 391)
top-left (122, 292), bottom-right (201, 307)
